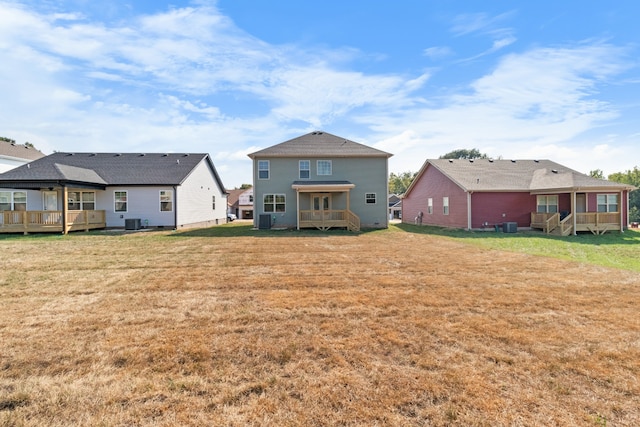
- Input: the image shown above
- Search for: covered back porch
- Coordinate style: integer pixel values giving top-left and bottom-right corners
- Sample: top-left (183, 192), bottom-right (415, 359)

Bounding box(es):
top-left (530, 189), bottom-right (628, 235)
top-left (0, 183), bottom-right (107, 235)
top-left (292, 181), bottom-right (360, 231)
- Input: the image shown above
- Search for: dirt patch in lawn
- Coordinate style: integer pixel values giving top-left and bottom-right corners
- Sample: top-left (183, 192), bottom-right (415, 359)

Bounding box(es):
top-left (0, 229), bottom-right (638, 426)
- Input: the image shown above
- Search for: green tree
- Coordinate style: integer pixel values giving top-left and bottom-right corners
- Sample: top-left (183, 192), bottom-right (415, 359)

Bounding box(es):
top-left (608, 167), bottom-right (640, 223)
top-left (439, 148), bottom-right (488, 160)
top-left (0, 136), bottom-right (16, 144)
top-left (239, 183), bottom-right (252, 190)
top-left (389, 171), bottom-right (417, 195)
top-left (589, 169), bottom-right (604, 179)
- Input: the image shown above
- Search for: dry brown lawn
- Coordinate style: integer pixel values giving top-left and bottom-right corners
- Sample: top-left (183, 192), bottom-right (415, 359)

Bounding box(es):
top-left (0, 227), bottom-right (639, 426)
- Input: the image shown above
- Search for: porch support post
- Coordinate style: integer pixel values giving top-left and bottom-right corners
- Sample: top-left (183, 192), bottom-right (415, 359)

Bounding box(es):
top-left (571, 191), bottom-right (577, 235)
top-left (621, 190), bottom-right (625, 232)
top-left (62, 185), bottom-right (68, 235)
top-left (296, 189), bottom-right (300, 230)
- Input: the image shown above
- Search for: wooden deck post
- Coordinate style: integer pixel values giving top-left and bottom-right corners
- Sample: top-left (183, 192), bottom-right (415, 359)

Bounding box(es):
top-left (62, 186), bottom-right (68, 235)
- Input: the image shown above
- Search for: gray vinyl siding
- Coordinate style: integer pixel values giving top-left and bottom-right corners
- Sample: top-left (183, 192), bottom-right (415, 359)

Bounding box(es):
top-left (253, 156), bottom-right (389, 229)
top-left (176, 158), bottom-right (227, 227)
top-left (100, 186), bottom-right (176, 228)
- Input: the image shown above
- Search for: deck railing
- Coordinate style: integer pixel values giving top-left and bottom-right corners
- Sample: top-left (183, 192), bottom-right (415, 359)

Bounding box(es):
top-left (531, 211), bottom-right (621, 235)
top-left (299, 209), bottom-right (360, 231)
top-left (0, 210), bottom-right (106, 234)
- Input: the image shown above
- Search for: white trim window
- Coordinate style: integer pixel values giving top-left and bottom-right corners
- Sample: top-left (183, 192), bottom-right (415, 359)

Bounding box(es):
top-left (597, 194), bottom-right (618, 212)
top-left (160, 190), bottom-right (173, 212)
top-left (264, 194), bottom-right (286, 213)
top-left (537, 195), bottom-right (558, 213)
top-left (427, 198), bottom-right (433, 214)
top-left (67, 191), bottom-right (95, 210)
top-left (443, 197), bottom-right (449, 215)
top-left (317, 160), bottom-right (332, 176)
top-left (258, 160), bottom-right (270, 180)
top-left (0, 191), bottom-right (26, 211)
top-left (365, 193), bottom-right (377, 204)
top-left (114, 191), bottom-right (128, 212)
top-left (299, 160), bottom-right (310, 179)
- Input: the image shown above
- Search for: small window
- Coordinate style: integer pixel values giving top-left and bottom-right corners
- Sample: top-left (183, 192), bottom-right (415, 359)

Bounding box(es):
top-left (160, 190), bottom-right (173, 212)
top-left (299, 160), bottom-right (310, 179)
top-left (365, 193), bottom-right (376, 204)
top-left (114, 191), bottom-right (128, 212)
top-left (537, 195), bottom-right (558, 213)
top-left (427, 198), bottom-right (433, 214)
top-left (13, 192), bottom-right (27, 211)
top-left (258, 160), bottom-right (270, 180)
top-left (443, 197), bottom-right (449, 215)
top-left (317, 160), bottom-right (332, 176)
top-left (211, 195), bottom-right (215, 210)
top-left (249, 195), bottom-right (254, 203)
top-left (597, 194), bottom-right (618, 213)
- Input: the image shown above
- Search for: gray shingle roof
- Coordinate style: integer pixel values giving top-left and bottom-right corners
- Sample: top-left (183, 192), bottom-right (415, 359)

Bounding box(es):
top-left (0, 141), bottom-right (46, 161)
top-left (248, 131), bottom-right (392, 158)
top-left (0, 152), bottom-right (224, 189)
top-left (419, 159), bottom-right (634, 192)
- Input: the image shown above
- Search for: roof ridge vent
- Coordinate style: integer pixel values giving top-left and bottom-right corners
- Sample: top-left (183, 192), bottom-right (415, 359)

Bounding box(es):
top-left (139, 153), bottom-right (146, 156)
top-left (162, 153), bottom-right (169, 157)
top-left (115, 153), bottom-right (121, 157)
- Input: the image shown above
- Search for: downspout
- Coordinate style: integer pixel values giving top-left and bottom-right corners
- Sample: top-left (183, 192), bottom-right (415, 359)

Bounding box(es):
top-left (173, 186), bottom-right (178, 230)
top-left (466, 191), bottom-right (472, 231)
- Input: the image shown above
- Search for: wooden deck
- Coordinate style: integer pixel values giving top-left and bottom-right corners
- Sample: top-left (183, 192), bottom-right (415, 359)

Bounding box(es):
top-left (0, 210), bottom-right (106, 234)
top-left (299, 210), bottom-right (360, 232)
top-left (530, 212), bottom-right (622, 235)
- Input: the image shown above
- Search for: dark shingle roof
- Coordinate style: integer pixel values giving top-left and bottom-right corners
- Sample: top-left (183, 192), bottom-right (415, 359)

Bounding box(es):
top-left (411, 159), bottom-right (634, 193)
top-left (0, 152), bottom-right (224, 189)
top-left (248, 131), bottom-right (392, 158)
top-left (0, 141), bottom-right (46, 161)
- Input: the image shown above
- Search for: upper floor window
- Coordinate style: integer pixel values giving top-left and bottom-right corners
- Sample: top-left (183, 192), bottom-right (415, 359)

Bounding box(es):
top-left (114, 191), bottom-right (127, 212)
top-left (443, 197), bottom-right (449, 215)
top-left (427, 198), bottom-right (433, 214)
top-left (597, 194), bottom-right (618, 212)
top-left (160, 190), bottom-right (173, 212)
top-left (0, 191), bottom-right (26, 211)
top-left (365, 193), bottom-right (377, 204)
top-left (299, 160), bottom-right (310, 179)
top-left (537, 195), bottom-right (558, 213)
top-left (258, 160), bottom-right (270, 180)
top-left (317, 160), bottom-right (332, 176)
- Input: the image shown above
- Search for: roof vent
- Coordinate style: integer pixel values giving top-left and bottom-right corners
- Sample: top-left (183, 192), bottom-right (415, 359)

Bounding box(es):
top-left (534, 159), bottom-right (539, 163)
top-left (139, 153), bottom-right (146, 156)
top-left (162, 153), bottom-right (168, 157)
top-left (66, 153), bottom-right (74, 156)
top-left (448, 159), bottom-right (453, 163)
top-left (552, 169), bottom-right (558, 174)
top-left (90, 153), bottom-right (97, 157)
top-left (176, 159), bottom-right (180, 164)
top-left (183, 154), bottom-right (189, 157)
top-left (488, 158), bottom-right (494, 162)
top-left (511, 159), bottom-right (516, 163)
top-left (115, 153), bottom-right (121, 157)
top-left (469, 159), bottom-right (474, 163)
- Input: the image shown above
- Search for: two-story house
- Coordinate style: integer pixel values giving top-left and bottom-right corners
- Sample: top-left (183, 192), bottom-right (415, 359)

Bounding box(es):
top-left (248, 131), bottom-right (392, 231)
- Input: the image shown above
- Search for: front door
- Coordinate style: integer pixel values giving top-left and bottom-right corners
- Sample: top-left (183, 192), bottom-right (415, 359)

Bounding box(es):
top-left (312, 193), bottom-right (331, 219)
top-left (43, 191), bottom-right (57, 211)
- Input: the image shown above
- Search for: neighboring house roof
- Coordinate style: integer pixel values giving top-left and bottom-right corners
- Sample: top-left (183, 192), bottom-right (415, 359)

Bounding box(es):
top-left (0, 152), bottom-right (226, 191)
top-left (0, 140), bottom-right (46, 161)
top-left (406, 159), bottom-right (635, 195)
top-left (248, 131), bottom-right (392, 158)
top-left (226, 189), bottom-right (244, 206)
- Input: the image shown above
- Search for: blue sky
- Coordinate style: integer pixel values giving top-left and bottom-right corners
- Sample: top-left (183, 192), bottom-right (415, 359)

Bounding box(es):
top-left (1, 0), bottom-right (639, 188)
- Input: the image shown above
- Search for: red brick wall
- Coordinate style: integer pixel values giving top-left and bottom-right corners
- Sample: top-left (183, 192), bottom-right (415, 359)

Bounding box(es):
top-left (402, 165), bottom-right (468, 228)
